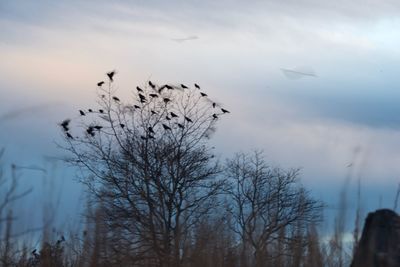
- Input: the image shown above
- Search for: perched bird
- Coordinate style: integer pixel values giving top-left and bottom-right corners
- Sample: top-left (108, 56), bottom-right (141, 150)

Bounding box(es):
top-left (107, 71), bottom-right (115, 81)
top-left (162, 124), bottom-right (171, 130)
top-left (140, 98), bottom-right (146, 103)
top-left (94, 125), bottom-right (103, 130)
top-left (140, 135), bottom-right (147, 140)
top-left (66, 132), bottom-right (73, 139)
top-left (86, 127), bottom-right (95, 137)
top-left (181, 84), bottom-right (188, 89)
top-left (134, 105), bottom-right (140, 109)
top-left (163, 98), bottom-right (171, 104)
top-left (79, 110), bottom-right (85, 116)
top-left (194, 83), bottom-right (200, 89)
top-left (170, 112), bottom-right (178, 118)
top-left (60, 119), bottom-right (70, 129)
top-left (177, 123), bottom-right (184, 129)
top-left (165, 84), bottom-right (173, 90)
top-left (148, 134), bottom-right (155, 139)
top-left (148, 81), bottom-right (155, 89)
top-left (212, 103), bottom-right (216, 108)
top-left (221, 108), bottom-right (230, 114)
top-left (112, 96), bottom-right (120, 102)
top-left (148, 127), bottom-right (155, 134)
top-left (120, 123), bottom-right (125, 129)
top-left (212, 114), bottom-right (218, 119)
top-left (200, 92), bottom-right (208, 97)
top-left (97, 81), bottom-right (105, 87)
top-left (151, 110), bottom-right (157, 115)
top-left (101, 94), bottom-right (106, 98)
top-left (136, 86), bottom-right (143, 92)
top-left (149, 93), bottom-right (158, 98)
top-left (138, 93), bottom-right (146, 100)
top-left (99, 109), bottom-right (104, 113)
top-left (166, 115), bottom-right (171, 121)
top-left (184, 116), bottom-right (193, 123)
top-left (88, 109), bottom-right (93, 112)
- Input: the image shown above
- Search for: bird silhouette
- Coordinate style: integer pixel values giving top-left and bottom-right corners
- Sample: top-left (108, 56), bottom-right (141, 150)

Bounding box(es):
top-left (97, 81), bottom-right (105, 86)
top-left (162, 124), bottom-right (171, 130)
top-left (200, 92), bottom-right (208, 97)
top-left (149, 93), bottom-right (158, 98)
top-left (112, 96), bottom-right (120, 102)
top-left (221, 108), bottom-right (230, 114)
top-left (140, 135), bottom-right (147, 140)
top-left (79, 110), bottom-right (85, 116)
top-left (212, 103), bottom-right (216, 108)
top-left (86, 127), bottom-right (95, 137)
top-left (151, 110), bottom-right (158, 115)
top-left (138, 93), bottom-right (146, 99)
top-left (134, 105), bottom-right (140, 109)
top-left (212, 114), bottom-right (218, 119)
top-left (88, 109), bottom-right (93, 112)
top-left (99, 109), bottom-right (104, 113)
top-left (140, 98), bottom-right (146, 103)
top-left (94, 125), bottom-right (103, 130)
top-left (184, 116), bottom-right (193, 123)
top-left (148, 134), bottom-right (155, 139)
top-left (181, 84), bottom-right (188, 89)
top-left (194, 83), bottom-right (200, 89)
top-left (60, 119), bottom-right (70, 128)
top-left (177, 123), bottom-right (184, 129)
top-left (149, 81), bottom-right (155, 89)
top-left (101, 94), bottom-right (105, 98)
top-left (163, 98), bottom-right (171, 104)
top-left (107, 71), bottom-right (115, 81)
top-left (136, 86), bottom-right (143, 92)
top-left (148, 127), bottom-right (155, 134)
top-left (120, 123), bottom-right (125, 129)
top-left (166, 115), bottom-right (171, 120)
top-left (170, 112), bottom-right (178, 118)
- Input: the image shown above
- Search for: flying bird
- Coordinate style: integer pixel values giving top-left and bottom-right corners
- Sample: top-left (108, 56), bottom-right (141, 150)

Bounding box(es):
top-left (200, 92), bottom-right (208, 97)
top-left (171, 35), bottom-right (199, 43)
top-left (107, 71), bottom-right (116, 81)
top-left (221, 108), bottom-right (230, 114)
top-left (112, 96), bottom-right (120, 102)
top-left (184, 116), bottom-right (193, 123)
top-left (136, 86), bottom-right (143, 92)
top-left (97, 81), bottom-right (105, 87)
top-left (194, 83), bottom-right (200, 89)
top-left (170, 112), bottom-right (178, 118)
top-left (162, 124), bottom-right (171, 130)
top-left (79, 110), bottom-right (85, 116)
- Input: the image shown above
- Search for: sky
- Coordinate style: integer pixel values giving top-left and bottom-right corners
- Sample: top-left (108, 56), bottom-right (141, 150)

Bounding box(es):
top-left (1, 0), bottom-right (400, 237)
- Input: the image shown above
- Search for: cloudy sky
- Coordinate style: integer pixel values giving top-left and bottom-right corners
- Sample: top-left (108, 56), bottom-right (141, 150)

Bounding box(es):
top-left (2, 0), bottom-right (400, 234)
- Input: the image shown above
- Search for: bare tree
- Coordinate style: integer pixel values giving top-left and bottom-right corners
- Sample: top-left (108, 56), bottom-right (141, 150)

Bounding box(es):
top-left (62, 76), bottom-right (228, 267)
top-left (225, 151), bottom-right (323, 267)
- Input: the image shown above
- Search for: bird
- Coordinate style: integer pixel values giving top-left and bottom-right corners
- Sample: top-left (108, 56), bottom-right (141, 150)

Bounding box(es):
top-left (101, 94), bottom-right (105, 98)
top-left (166, 115), bottom-right (171, 121)
top-left (138, 93), bottom-right (146, 100)
top-left (148, 134), bottom-right (155, 139)
top-left (86, 127), bottom-right (95, 137)
top-left (60, 119), bottom-right (70, 129)
top-left (88, 109), bottom-right (93, 112)
top-left (148, 81), bottom-right (156, 89)
top-left (134, 105), bottom-right (140, 109)
top-left (151, 110), bottom-right (157, 115)
top-left (107, 71), bottom-right (116, 81)
top-left (79, 110), bottom-right (85, 116)
top-left (162, 124), bottom-right (171, 130)
top-left (149, 94), bottom-right (158, 98)
top-left (99, 109), bottom-right (104, 113)
top-left (136, 86), bottom-right (143, 92)
top-left (212, 114), bottom-right (218, 119)
top-left (221, 108), bottom-right (230, 114)
top-left (170, 112), bottom-right (178, 118)
top-left (120, 123), bottom-right (125, 129)
top-left (165, 84), bottom-right (173, 90)
top-left (140, 135), bottom-right (147, 140)
top-left (112, 96), bottom-right (120, 102)
top-left (66, 132), bottom-right (73, 139)
top-left (163, 98), bottom-right (171, 104)
top-left (148, 127), bottom-right (155, 134)
top-left (97, 81), bottom-right (105, 86)
top-left (200, 92), bottom-right (208, 97)
top-left (212, 103), bottom-right (216, 108)
top-left (94, 125), bottom-right (103, 130)
top-left (184, 116), bottom-right (193, 123)
top-left (177, 123), bottom-right (184, 129)
top-left (194, 83), bottom-right (200, 89)
top-left (181, 84), bottom-right (188, 89)
top-left (140, 98), bottom-right (146, 104)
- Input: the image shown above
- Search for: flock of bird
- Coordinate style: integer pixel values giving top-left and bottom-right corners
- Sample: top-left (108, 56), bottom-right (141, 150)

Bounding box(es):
top-left (60, 71), bottom-right (230, 140)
